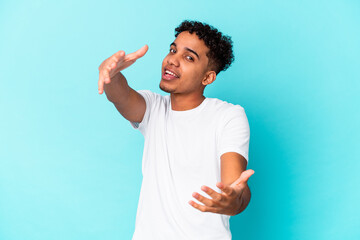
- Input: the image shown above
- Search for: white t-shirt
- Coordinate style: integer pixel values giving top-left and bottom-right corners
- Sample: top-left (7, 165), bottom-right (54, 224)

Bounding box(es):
top-left (130, 90), bottom-right (250, 240)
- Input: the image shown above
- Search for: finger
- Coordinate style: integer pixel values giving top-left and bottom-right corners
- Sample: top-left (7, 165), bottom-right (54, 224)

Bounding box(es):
top-left (216, 182), bottom-right (236, 197)
top-left (113, 50), bottom-right (126, 61)
top-left (98, 67), bottom-right (111, 93)
top-left (103, 67), bottom-right (111, 84)
top-left (124, 44), bottom-right (149, 61)
top-left (201, 185), bottom-right (223, 202)
top-left (107, 51), bottom-right (125, 73)
top-left (106, 62), bottom-right (117, 80)
top-left (188, 200), bottom-right (219, 214)
top-left (111, 50), bottom-right (126, 66)
top-left (192, 192), bottom-right (216, 207)
top-left (109, 62), bottom-right (116, 70)
top-left (98, 77), bottom-right (104, 94)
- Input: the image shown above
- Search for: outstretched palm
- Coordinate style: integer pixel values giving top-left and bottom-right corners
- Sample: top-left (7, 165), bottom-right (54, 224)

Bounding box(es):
top-left (98, 45), bottom-right (148, 94)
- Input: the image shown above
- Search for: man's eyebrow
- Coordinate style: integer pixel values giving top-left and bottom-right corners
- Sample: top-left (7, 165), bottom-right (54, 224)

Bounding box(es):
top-left (185, 47), bottom-right (199, 60)
top-left (170, 42), bottom-right (200, 60)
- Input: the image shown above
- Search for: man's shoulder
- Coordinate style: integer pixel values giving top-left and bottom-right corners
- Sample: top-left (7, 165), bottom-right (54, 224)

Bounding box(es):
top-left (206, 97), bottom-right (245, 115)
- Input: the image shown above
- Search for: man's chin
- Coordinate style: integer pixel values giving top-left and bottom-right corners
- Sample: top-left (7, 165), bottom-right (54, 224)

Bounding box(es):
top-left (159, 82), bottom-right (175, 93)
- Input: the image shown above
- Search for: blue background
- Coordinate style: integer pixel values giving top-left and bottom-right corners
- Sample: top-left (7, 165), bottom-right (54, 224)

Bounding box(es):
top-left (1, 0), bottom-right (359, 239)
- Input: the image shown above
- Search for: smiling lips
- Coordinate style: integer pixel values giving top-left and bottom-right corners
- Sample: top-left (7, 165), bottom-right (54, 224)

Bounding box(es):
top-left (162, 68), bottom-right (179, 81)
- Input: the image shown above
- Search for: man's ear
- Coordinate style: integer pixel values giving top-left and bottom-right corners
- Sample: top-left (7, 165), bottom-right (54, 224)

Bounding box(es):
top-left (202, 71), bottom-right (217, 86)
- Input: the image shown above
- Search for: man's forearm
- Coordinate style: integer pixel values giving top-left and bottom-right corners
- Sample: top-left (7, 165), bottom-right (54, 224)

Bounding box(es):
top-left (98, 48), bottom-right (147, 123)
top-left (104, 72), bottom-right (131, 104)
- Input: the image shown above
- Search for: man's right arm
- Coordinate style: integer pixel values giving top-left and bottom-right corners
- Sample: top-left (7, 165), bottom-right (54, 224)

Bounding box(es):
top-left (97, 45), bottom-right (148, 123)
top-left (104, 72), bottom-right (145, 123)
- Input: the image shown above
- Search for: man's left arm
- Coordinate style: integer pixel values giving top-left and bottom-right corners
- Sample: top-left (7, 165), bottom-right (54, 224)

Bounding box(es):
top-left (188, 152), bottom-right (254, 216)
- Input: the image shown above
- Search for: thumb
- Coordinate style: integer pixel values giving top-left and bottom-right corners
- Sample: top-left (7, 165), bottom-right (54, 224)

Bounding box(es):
top-left (231, 169), bottom-right (255, 187)
top-left (132, 44), bottom-right (149, 60)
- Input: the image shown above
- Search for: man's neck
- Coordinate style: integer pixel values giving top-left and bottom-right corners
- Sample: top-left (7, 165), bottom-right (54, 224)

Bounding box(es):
top-left (170, 93), bottom-right (206, 111)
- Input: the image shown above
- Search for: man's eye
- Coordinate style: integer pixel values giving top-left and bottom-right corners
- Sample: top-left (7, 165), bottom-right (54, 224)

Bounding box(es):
top-left (170, 49), bottom-right (176, 53)
top-left (186, 56), bottom-right (194, 61)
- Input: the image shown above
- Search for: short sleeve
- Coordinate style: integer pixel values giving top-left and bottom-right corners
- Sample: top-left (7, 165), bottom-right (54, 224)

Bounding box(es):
top-left (130, 90), bottom-right (156, 135)
top-left (217, 106), bottom-right (250, 161)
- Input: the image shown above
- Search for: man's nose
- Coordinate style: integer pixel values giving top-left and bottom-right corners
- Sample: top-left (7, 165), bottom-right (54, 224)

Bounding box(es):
top-left (167, 54), bottom-right (180, 67)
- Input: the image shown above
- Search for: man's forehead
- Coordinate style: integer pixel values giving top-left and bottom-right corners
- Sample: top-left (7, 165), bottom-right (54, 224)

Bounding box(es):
top-left (173, 31), bottom-right (209, 54)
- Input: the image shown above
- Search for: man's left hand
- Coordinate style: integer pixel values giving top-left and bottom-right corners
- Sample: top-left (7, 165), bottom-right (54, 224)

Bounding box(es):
top-left (188, 169), bottom-right (254, 216)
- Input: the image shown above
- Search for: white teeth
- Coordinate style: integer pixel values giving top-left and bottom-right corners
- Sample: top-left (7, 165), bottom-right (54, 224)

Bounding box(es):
top-left (165, 70), bottom-right (177, 77)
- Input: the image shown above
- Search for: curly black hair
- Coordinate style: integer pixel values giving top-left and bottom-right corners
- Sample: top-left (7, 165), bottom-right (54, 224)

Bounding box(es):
top-left (175, 20), bottom-right (234, 74)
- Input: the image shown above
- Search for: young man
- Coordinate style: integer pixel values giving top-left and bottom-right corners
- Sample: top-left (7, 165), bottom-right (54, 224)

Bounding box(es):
top-left (98, 20), bottom-right (254, 240)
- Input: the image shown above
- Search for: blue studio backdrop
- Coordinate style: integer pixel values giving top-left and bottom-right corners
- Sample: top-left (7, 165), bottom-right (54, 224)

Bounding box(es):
top-left (1, 0), bottom-right (359, 239)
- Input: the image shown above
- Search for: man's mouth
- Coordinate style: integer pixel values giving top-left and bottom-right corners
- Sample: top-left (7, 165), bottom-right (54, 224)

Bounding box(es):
top-left (162, 68), bottom-right (180, 81)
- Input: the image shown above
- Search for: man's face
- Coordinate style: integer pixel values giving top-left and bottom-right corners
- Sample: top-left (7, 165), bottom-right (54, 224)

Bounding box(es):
top-left (160, 31), bottom-right (211, 95)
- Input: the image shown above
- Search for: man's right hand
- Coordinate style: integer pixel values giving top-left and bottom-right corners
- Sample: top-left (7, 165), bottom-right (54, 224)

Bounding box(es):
top-left (98, 45), bottom-right (149, 94)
